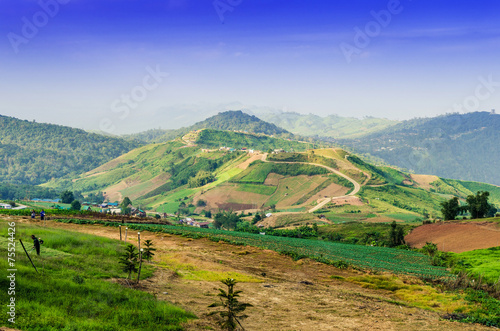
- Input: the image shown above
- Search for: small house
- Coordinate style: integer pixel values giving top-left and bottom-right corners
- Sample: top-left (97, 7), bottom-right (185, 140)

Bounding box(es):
top-left (0, 203), bottom-right (12, 209)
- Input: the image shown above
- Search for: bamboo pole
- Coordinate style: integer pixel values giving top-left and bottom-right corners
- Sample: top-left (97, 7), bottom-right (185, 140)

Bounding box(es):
top-left (19, 239), bottom-right (38, 273)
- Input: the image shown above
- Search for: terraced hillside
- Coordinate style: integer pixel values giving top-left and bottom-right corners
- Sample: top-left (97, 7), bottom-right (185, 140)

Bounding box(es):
top-left (45, 129), bottom-right (500, 225)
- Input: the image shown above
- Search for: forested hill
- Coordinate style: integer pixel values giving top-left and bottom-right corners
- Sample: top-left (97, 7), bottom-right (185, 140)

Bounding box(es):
top-left (341, 112), bottom-right (500, 185)
top-left (0, 115), bottom-right (141, 185)
top-left (123, 110), bottom-right (292, 143)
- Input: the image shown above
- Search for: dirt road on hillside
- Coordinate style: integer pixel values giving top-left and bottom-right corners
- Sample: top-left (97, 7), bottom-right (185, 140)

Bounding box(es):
top-left (261, 153), bottom-right (361, 213)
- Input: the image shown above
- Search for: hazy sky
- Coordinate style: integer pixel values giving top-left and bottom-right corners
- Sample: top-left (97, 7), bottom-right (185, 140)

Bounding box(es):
top-left (1, 0), bottom-right (499, 133)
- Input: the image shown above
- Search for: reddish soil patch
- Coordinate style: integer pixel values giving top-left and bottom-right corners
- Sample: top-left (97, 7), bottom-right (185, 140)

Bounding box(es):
top-left (330, 196), bottom-right (364, 206)
top-left (411, 174), bottom-right (440, 190)
top-left (405, 221), bottom-right (500, 253)
top-left (237, 153), bottom-right (264, 169)
top-left (199, 184), bottom-right (267, 211)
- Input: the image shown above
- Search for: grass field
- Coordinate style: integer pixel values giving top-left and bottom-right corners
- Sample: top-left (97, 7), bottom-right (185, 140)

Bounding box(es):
top-left (0, 221), bottom-right (194, 330)
top-left (456, 247), bottom-right (500, 283)
top-left (319, 221), bottom-right (418, 246)
top-left (236, 183), bottom-right (277, 195)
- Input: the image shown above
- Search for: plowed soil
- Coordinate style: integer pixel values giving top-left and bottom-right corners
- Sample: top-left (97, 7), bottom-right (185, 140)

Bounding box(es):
top-left (405, 221), bottom-right (500, 253)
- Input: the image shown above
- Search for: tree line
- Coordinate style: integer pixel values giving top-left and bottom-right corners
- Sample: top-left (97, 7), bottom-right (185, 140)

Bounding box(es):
top-left (441, 191), bottom-right (497, 220)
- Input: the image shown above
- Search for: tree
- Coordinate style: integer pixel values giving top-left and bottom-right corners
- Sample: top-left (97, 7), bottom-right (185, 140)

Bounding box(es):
top-left (60, 190), bottom-right (74, 204)
top-left (214, 211), bottom-right (240, 230)
top-left (440, 196), bottom-right (460, 220)
top-left (466, 191), bottom-right (491, 219)
top-left (389, 221), bottom-right (405, 247)
top-left (70, 200), bottom-right (81, 211)
top-left (142, 240), bottom-right (156, 262)
top-left (196, 199), bottom-right (207, 207)
top-left (120, 197), bottom-right (132, 209)
top-left (119, 244), bottom-right (139, 280)
top-left (252, 213), bottom-right (261, 224)
top-left (208, 278), bottom-right (252, 331)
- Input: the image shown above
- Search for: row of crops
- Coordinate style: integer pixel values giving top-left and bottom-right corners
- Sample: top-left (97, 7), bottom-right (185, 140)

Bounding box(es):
top-left (57, 219), bottom-right (451, 280)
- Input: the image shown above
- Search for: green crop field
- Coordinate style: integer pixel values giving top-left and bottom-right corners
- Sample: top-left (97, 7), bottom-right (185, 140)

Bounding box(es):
top-left (58, 219), bottom-right (450, 280)
top-left (236, 183), bottom-right (276, 195)
top-left (232, 162), bottom-right (275, 183)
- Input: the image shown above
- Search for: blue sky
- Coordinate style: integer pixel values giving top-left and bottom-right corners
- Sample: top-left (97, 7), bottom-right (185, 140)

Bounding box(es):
top-left (1, 0), bottom-right (499, 133)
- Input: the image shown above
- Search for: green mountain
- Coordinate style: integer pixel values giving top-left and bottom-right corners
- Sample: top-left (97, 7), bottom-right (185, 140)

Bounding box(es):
top-left (257, 112), bottom-right (399, 139)
top-left (48, 129), bottom-right (500, 223)
top-left (0, 115), bottom-right (142, 185)
top-left (123, 110), bottom-right (292, 143)
top-left (340, 112), bottom-right (500, 186)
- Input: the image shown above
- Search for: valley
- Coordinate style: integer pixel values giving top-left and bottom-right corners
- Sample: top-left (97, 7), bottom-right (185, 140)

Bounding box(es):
top-left (1, 110), bottom-right (499, 330)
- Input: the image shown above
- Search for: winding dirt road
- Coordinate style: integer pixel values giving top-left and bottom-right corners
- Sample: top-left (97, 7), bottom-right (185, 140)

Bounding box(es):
top-left (261, 153), bottom-right (362, 212)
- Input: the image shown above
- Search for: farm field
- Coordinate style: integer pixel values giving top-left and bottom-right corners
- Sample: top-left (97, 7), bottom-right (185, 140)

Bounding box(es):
top-left (405, 219), bottom-right (500, 253)
top-left (55, 219), bottom-right (450, 279)
top-left (457, 246), bottom-right (500, 283)
top-left (11, 217), bottom-right (494, 331)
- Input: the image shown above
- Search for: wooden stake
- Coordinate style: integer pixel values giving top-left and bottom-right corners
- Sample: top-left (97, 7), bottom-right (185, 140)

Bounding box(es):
top-left (19, 239), bottom-right (38, 273)
top-left (137, 249), bottom-right (143, 283)
top-left (125, 227), bottom-right (128, 243)
top-left (138, 232), bottom-right (141, 252)
top-left (119, 225), bottom-right (122, 241)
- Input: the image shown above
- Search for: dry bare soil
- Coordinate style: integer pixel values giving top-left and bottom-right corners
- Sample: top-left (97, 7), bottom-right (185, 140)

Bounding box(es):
top-left (406, 221), bottom-right (500, 253)
top-left (33, 219), bottom-right (492, 331)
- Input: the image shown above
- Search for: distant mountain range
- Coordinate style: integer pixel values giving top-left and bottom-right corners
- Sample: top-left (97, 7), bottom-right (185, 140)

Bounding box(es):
top-left (339, 112), bottom-right (500, 186)
top-left (2, 109), bottom-right (499, 190)
top-left (0, 115), bottom-right (141, 185)
top-left (256, 112), bottom-right (399, 139)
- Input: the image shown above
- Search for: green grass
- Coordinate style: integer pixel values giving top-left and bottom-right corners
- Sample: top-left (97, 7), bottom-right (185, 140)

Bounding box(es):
top-left (231, 162), bottom-right (275, 183)
top-left (0, 221), bottom-right (195, 330)
top-left (386, 213), bottom-right (422, 222)
top-left (456, 246), bottom-right (500, 284)
top-left (236, 183), bottom-right (276, 195)
top-left (232, 161), bottom-right (330, 184)
top-left (359, 185), bottom-right (444, 217)
top-left (319, 221), bottom-right (418, 247)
